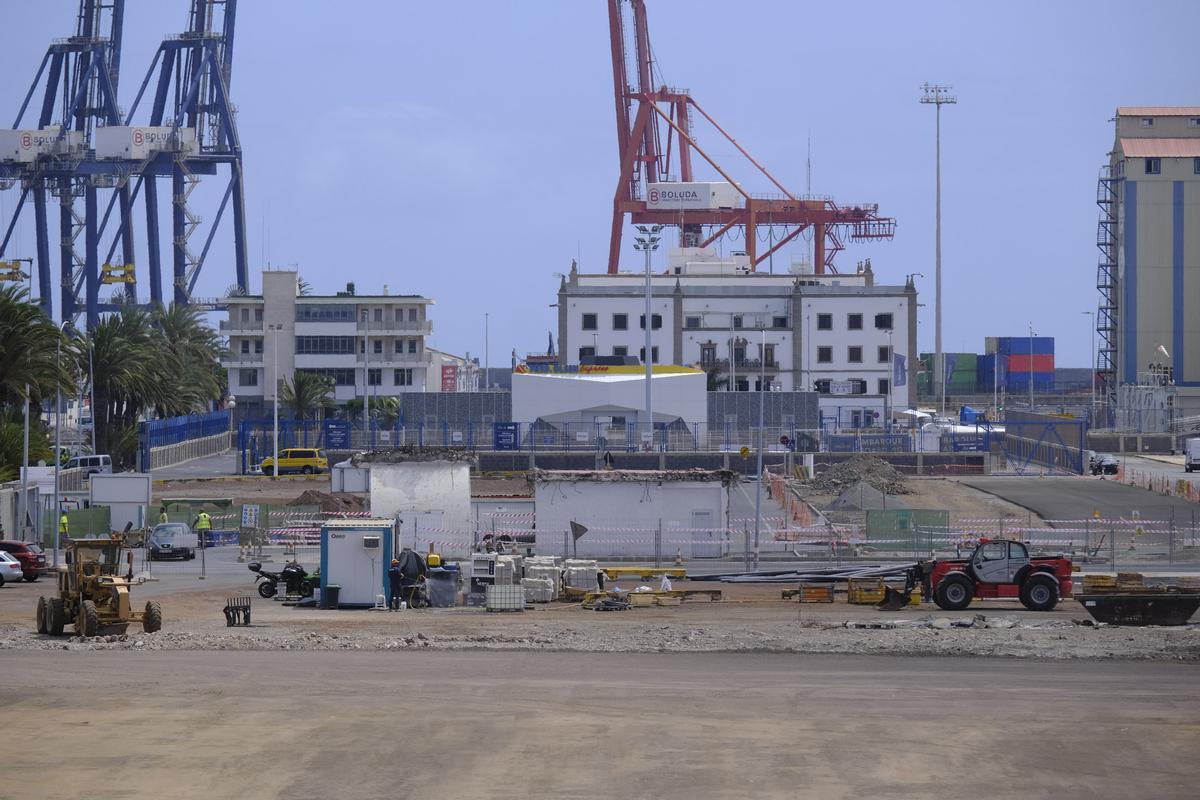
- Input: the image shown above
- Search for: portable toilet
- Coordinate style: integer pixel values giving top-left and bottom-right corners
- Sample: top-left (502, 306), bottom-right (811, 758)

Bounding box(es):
top-left (320, 519), bottom-right (395, 607)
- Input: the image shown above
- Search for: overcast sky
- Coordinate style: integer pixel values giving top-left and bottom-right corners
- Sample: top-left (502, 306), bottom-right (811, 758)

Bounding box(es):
top-left (2, 1), bottom-right (1196, 367)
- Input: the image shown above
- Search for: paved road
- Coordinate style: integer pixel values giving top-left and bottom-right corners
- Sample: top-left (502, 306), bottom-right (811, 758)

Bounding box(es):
top-left (151, 450), bottom-right (239, 479)
top-left (962, 476), bottom-right (1200, 524)
top-left (4, 651), bottom-right (1196, 800)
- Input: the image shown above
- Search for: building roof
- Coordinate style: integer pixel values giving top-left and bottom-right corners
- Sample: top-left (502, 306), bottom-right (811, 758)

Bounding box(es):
top-left (1120, 138), bottom-right (1200, 157)
top-left (563, 283), bottom-right (910, 298)
top-left (224, 294), bottom-right (431, 303)
top-left (1117, 107), bottom-right (1200, 117)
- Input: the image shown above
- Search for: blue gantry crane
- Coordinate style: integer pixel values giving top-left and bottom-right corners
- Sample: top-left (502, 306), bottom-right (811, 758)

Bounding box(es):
top-left (0, 0), bottom-right (248, 328)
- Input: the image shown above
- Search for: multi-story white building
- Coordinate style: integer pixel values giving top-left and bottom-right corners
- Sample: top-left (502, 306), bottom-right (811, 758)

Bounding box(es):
top-left (222, 270), bottom-right (435, 419)
top-left (556, 249), bottom-right (917, 427)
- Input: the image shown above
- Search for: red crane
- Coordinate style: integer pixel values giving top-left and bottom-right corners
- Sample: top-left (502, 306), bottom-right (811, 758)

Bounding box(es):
top-left (606, 0), bottom-right (896, 274)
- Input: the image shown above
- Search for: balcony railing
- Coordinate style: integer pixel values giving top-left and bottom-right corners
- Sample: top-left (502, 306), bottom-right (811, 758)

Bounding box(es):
top-left (356, 319), bottom-right (432, 334)
top-left (356, 351), bottom-right (433, 364)
top-left (220, 319), bottom-right (263, 332)
top-left (223, 352), bottom-right (263, 364)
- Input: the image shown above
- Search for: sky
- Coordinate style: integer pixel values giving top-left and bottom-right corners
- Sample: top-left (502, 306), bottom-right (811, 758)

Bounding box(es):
top-left (1, 0), bottom-right (1197, 368)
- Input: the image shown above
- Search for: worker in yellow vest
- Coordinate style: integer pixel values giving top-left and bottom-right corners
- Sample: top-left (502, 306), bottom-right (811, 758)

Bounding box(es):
top-left (194, 511), bottom-right (212, 547)
top-left (59, 513), bottom-right (69, 537)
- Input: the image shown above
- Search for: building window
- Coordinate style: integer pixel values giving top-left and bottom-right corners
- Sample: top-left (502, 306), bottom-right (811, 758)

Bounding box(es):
top-left (255, 339), bottom-right (263, 354)
top-left (373, 308), bottom-right (383, 322)
top-left (817, 346), bottom-right (832, 363)
top-left (240, 307), bottom-right (249, 322)
top-left (874, 313), bottom-right (893, 330)
top-left (847, 313), bottom-right (863, 330)
top-left (239, 369), bottom-right (258, 386)
top-left (772, 316), bottom-right (788, 329)
top-left (295, 304), bottom-right (356, 323)
top-left (373, 339), bottom-right (383, 354)
top-left (394, 368), bottom-right (413, 386)
top-left (878, 378), bottom-right (890, 395)
top-left (1194, 157), bottom-right (1200, 175)
top-left (253, 308), bottom-right (263, 322)
top-left (408, 339), bottom-right (417, 354)
top-left (1190, 118), bottom-right (1200, 128)
top-left (579, 346), bottom-right (595, 361)
top-left (685, 316), bottom-right (701, 329)
top-left (367, 368), bottom-right (382, 387)
top-left (878, 345), bottom-right (891, 363)
top-left (639, 313), bottom-right (663, 330)
top-left (1145, 157), bottom-right (1161, 175)
top-left (733, 345), bottom-right (745, 365)
top-left (394, 339), bottom-right (404, 353)
top-left (296, 336), bottom-right (356, 355)
top-left (700, 343), bottom-right (716, 366)
top-left (409, 308), bottom-right (418, 321)
top-left (639, 346), bottom-right (659, 364)
top-left (582, 313), bottom-right (597, 331)
top-left (1140, 117), bottom-right (1154, 127)
top-left (732, 315), bottom-right (743, 330)
top-left (613, 345), bottom-right (628, 357)
top-left (298, 368), bottom-right (355, 387)
top-left (240, 340), bottom-right (250, 354)
top-left (817, 313), bottom-right (832, 331)
top-left (613, 313), bottom-right (628, 330)
top-left (848, 346), bottom-right (863, 363)
top-left (762, 343), bottom-right (776, 367)
top-left (395, 308), bottom-right (404, 322)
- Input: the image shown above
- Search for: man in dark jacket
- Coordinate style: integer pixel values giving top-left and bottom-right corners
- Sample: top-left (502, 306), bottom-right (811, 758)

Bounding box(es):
top-left (396, 547), bottom-right (427, 607)
top-left (386, 559), bottom-right (404, 611)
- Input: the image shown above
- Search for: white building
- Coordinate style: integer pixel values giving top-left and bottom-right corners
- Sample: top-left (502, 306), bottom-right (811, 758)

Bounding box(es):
top-left (556, 249), bottom-right (918, 423)
top-left (427, 348), bottom-right (481, 393)
top-left (222, 270), bottom-right (436, 419)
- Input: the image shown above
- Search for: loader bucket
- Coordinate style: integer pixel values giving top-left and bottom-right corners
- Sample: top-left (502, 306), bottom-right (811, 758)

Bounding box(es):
top-left (875, 586), bottom-right (910, 611)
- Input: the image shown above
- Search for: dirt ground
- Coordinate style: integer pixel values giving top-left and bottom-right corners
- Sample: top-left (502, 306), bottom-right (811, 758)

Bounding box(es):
top-left (4, 650), bottom-right (1197, 800)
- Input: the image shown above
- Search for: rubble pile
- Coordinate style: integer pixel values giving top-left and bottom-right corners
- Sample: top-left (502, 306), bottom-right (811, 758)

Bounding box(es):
top-left (809, 455), bottom-right (911, 496)
top-left (287, 490), bottom-right (367, 513)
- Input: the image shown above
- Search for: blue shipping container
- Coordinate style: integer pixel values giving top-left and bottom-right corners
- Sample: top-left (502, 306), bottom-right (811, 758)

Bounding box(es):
top-left (1005, 372), bottom-right (1055, 392)
top-left (997, 337), bottom-right (1054, 356)
top-left (976, 354), bottom-right (1009, 392)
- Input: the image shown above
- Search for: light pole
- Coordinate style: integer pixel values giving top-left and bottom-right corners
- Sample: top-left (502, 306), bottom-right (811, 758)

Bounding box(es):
top-left (633, 224), bottom-right (662, 447)
top-left (753, 328), bottom-right (766, 570)
top-left (268, 323), bottom-right (283, 478)
top-left (920, 83), bottom-right (956, 421)
top-left (52, 321), bottom-right (68, 567)
top-left (886, 328), bottom-right (894, 431)
top-left (484, 312), bottom-right (490, 390)
top-left (1028, 322), bottom-right (1036, 411)
top-left (1082, 311), bottom-right (1096, 422)
top-left (85, 334), bottom-right (96, 454)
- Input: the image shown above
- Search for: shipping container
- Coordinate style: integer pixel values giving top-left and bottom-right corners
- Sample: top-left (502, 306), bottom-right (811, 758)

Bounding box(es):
top-left (997, 336), bottom-right (1054, 356)
top-left (1005, 372), bottom-right (1055, 393)
top-left (1007, 354), bottom-right (1055, 373)
top-left (977, 354), bottom-right (1009, 392)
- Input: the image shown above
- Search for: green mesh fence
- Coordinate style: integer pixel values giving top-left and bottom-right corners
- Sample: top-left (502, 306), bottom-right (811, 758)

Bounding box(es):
top-left (864, 509), bottom-right (950, 553)
top-left (43, 506), bottom-right (112, 546)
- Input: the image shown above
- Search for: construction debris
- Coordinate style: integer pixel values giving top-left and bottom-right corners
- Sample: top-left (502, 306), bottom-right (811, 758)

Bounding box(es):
top-left (287, 489), bottom-right (367, 514)
top-left (807, 455), bottom-right (911, 496)
top-left (529, 468), bottom-right (738, 484)
top-left (351, 447), bottom-right (478, 465)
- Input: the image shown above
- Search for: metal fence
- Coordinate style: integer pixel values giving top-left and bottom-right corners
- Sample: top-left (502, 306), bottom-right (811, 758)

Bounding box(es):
top-left (139, 410), bottom-right (231, 468)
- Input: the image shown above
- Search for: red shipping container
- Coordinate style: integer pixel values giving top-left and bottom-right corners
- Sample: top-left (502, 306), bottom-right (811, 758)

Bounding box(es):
top-left (1007, 354), bottom-right (1054, 372)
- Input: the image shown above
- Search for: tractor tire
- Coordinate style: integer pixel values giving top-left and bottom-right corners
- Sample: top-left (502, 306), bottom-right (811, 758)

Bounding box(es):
top-left (24, 573), bottom-right (38, 582)
top-left (143, 601), bottom-right (162, 633)
top-left (48, 598), bottom-right (66, 636)
top-left (934, 574), bottom-right (974, 611)
top-left (36, 597), bottom-right (48, 634)
top-left (79, 600), bottom-right (99, 637)
top-left (1020, 573), bottom-right (1059, 611)
top-left (258, 582), bottom-right (277, 599)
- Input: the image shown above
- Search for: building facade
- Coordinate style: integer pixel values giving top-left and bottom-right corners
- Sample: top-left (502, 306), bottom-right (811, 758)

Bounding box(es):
top-left (555, 249), bottom-right (917, 424)
top-left (222, 271), bottom-right (434, 419)
top-left (1106, 107), bottom-right (1200, 415)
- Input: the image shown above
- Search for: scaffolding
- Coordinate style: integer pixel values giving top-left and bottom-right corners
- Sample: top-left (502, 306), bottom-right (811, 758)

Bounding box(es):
top-left (1095, 163), bottom-right (1120, 424)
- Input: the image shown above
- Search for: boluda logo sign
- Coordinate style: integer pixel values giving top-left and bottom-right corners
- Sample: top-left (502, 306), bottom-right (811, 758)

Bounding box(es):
top-left (646, 183), bottom-right (708, 209)
top-left (133, 129), bottom-right (144, 146)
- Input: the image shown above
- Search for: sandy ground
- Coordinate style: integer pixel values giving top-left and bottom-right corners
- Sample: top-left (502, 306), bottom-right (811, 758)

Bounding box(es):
top-left (3, 649), bottom-right (1197, 800)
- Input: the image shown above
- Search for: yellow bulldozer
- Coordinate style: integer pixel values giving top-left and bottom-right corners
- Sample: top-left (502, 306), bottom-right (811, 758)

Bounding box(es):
top-left (35, 536), bottom-right (162, 637)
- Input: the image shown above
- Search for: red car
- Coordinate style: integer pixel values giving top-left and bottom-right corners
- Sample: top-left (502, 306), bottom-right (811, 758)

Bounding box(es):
top-left (0, 541), bottom-right (47, 582)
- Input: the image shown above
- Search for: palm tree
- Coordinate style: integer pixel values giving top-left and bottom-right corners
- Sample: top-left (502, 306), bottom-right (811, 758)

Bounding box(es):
top-left (0, 285), bottom-right (75, 406)
top-left (0, 407), bottom-right (52, 483)
top-left (280, 371), bottom-right (334, 421)
top-left (154, 303), bottom-right (225, 416)
top-left (88, 308), bottom-right (174, 454)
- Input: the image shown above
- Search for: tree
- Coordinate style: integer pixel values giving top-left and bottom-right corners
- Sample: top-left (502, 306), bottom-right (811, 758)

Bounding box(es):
top-left (87, 308), bottom-right (172, 456)
top-left (154, 303), bottom-right (226, 416)
top-left (0, 285), bottom-right (75, 406)
top-left (370, 396), bottom-right (400, 427)
top-left (280, 371), bottom-right (334, 421)
top-left (705, 364), bottom-right (729, 392)
top-left (0, 408), bottom-right (53, 484)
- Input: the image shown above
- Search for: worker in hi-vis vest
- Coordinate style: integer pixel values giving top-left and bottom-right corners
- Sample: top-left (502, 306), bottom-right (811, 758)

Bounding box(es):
top-left (59, 513), bottom-right (69, 536)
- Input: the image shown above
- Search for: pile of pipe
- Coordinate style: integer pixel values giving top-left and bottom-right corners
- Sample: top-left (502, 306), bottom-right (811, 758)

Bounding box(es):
top-left (691, 564), bottom-right (915, 584)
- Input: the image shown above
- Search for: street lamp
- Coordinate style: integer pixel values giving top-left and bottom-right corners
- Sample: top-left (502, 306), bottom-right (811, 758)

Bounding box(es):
top-left (52, 320), bottom-right (69, 567)
top-left (1082, 311), bottom-right (1096, 423)
top-left (633, 224), bottom-right (662, 447)
top-left (267, 323), bottom-right (284, 478)
top-left (920, 83), bottom-right (956, 419)
top-left (1028, 322), bottom-right (1036, 411)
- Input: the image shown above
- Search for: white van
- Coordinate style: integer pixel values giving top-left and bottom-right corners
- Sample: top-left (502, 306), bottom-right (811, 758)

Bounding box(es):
top-left (1185, 438), bottom-right (1200, 473)
top-left (65, 454), bottom-right (112, 478)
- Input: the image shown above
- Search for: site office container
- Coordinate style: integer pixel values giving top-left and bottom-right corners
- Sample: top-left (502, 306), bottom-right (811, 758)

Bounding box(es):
top-left (1007, 354), bottom-right (1055, 373)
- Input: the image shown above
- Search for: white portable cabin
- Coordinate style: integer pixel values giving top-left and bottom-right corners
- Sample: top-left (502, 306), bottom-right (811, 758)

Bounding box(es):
top-left (319, 519), bottom-right (395, 607)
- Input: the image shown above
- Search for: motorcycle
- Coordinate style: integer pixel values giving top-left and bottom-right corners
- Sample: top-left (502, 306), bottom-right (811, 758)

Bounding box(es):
top-left (248, 560), bottom-right (319, 599)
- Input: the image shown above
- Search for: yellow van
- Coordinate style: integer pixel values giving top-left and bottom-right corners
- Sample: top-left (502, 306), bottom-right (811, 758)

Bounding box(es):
top-left (260, 448), bottom-right (329, 475)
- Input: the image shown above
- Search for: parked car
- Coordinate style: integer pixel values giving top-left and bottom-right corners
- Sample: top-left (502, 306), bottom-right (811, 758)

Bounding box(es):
top-left (1091, 453), bottom-right (1120, 475)
top-left (0, 540), bottom-right (47, 581)
top-left (260, 448), bottom-right (329, 475)
top-left (147, 523), bottom-right (198, 561)
top-left (0, 551), bottom-right (25, 586)
top-left (64, 453), bottom-right (112, 478)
